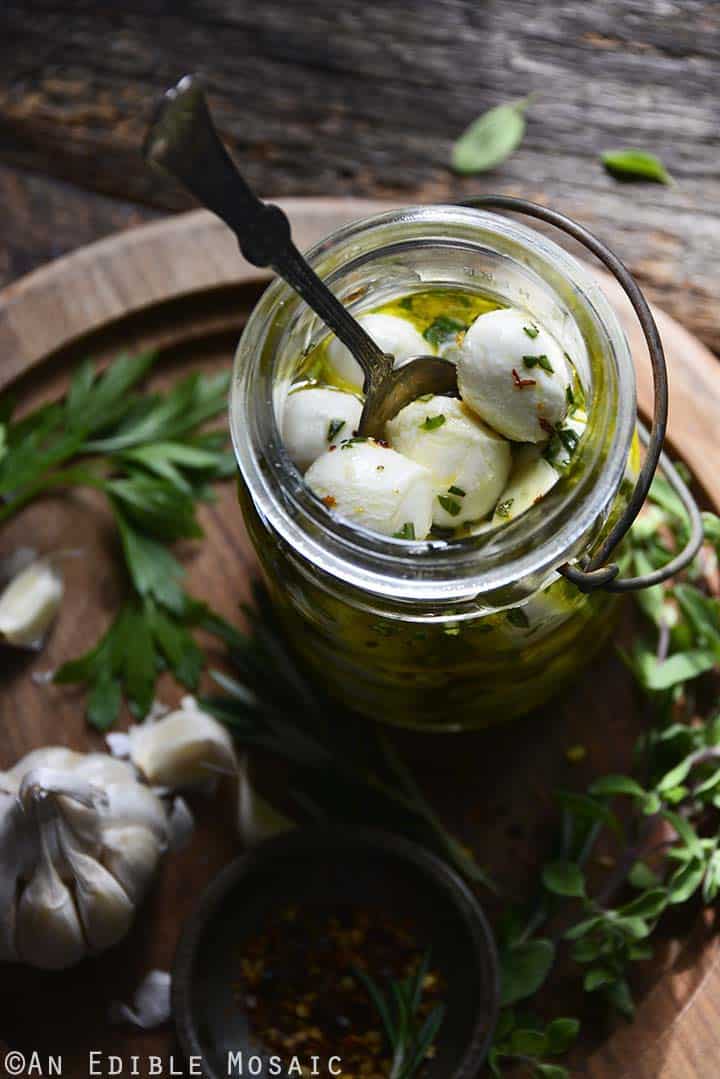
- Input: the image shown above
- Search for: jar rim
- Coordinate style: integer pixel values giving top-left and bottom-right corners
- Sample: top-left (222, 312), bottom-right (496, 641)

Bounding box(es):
top-left (230, 204), bottom-right (636, 605)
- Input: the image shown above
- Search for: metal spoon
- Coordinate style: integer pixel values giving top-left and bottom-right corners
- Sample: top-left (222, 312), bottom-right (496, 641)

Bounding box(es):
top-left (143, 75), bottom-right (457, 439)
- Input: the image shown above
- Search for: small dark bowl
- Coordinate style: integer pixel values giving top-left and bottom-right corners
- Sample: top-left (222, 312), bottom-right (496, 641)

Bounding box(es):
top-left (173, 829), bottom-right (499, 1078)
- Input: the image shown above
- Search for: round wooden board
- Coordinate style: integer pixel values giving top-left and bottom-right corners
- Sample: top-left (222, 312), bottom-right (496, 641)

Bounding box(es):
top-left (0, 199), bottom-right (718, 1078)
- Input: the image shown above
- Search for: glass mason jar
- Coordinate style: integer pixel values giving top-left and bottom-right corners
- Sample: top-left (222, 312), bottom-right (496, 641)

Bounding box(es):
top-left (230, 205), bottom-right (640, 732)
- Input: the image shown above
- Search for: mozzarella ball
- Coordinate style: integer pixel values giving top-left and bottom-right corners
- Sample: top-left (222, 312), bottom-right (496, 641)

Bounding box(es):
top-left (457, 308), bottom-right (570, 442)
top-left (305, 439), bottom-right (433, 539)
top-left (387, 396), bottom-right (511, 528)
top-left (326, 313), bottom-right (430, 390)
top-left (491, 445), bottom-right (560, 526)
top-left (281, 386), bottom-right (363, 472)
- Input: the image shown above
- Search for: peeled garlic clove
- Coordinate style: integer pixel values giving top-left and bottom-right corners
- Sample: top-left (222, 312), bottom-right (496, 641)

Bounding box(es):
top-left (458, 308), bottom-right (570, 443)
top-left (492, 445), bottom-right (560, 526)
top-left (387, 396), bottom-right (512, 527)
top-left (305, 438), bottom-right (434, 539)
top-left (0, 557), bottom-right (63, 647)
top-left (128, 700), bottom-right (237, 789)
top-left (282, 386), bottom-right (363, 472)
top-left (15, 819), bottom-right (86, 970)
top-left (326, 312), bottom-right (430, 389)
top-left (102, 825), bottom-right (163, 903)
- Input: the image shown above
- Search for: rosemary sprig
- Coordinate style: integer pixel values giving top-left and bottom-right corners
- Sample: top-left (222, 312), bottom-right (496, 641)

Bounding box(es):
top-left (203, 582), bottom-right (496, 892)
top-left (353, 950), bottom-right (445, 1079)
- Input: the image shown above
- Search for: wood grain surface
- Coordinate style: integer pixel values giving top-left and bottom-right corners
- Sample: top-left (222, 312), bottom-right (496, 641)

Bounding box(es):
top-left (0, 199), bottom-right (719, 1079)
top-left (1, 1), bottom-right (719, 355)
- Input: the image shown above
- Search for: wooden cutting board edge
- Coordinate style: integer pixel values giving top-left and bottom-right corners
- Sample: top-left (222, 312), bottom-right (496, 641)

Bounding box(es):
top-left (1, 198), bottom-right (718, 1079)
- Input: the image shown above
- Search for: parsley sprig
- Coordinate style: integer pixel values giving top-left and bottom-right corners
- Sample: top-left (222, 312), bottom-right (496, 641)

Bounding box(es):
top-left (0, 352), bottom-right (235, 728)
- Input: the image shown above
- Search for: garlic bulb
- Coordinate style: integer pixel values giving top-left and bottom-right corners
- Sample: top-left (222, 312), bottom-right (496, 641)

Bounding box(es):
top-left (0, 556), bottom-right (63, 647)
top-left (0, 701), bottom-right (242, 969)
top-left (0, 752), bottom-right (168, 970)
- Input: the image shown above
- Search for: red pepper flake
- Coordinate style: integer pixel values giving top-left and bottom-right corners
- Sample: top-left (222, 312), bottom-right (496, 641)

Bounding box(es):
top-left (375, 438), bottom-right (390, 448)
top-left (321, 495), bottom-right (337, 508)
top-left (328, 444), bottom-right (338, 452)
top-left (512, 368), bottom-right (536, 389)
top-left (539, 417), bottom-right (555, 437)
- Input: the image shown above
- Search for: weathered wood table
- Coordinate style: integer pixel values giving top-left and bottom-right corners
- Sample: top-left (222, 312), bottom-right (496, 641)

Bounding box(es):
top-left (1, 1), bottom-right (719, 353)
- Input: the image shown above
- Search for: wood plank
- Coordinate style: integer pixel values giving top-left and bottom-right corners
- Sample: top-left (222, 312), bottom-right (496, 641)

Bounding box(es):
top-left (0, 2), bottom-right (719, 352)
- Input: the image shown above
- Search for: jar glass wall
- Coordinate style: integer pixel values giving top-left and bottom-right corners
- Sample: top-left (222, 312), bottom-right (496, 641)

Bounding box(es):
top-left (230, 206), bottom-right (637, 731)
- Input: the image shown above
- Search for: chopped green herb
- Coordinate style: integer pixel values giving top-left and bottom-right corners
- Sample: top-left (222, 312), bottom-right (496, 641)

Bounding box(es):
top-left (523, 354), bottom-right (554, 374)
top-left (393, 522), bottom-right (416, 540)
top-left (566, 385), bottom-right (576, 408)
top-left (416, 393), bottom-right (435, 403)
top-left (438, 494), bottom-right (462, 517)
top-left (557, 427), bottom-right (580, 454)
top-left (448, 485), bottom-right (466, 497)
top-left (423, 315), bottom-right (468, 349)
top-left (340, 436), bottom-right (368, 449)
top-left (523, 324), bottom-right (540, 339)
top-left (420, 414), bottom-right (446, 431)
top-left (327, 418), bottom-right (346, 442)
top-left (495, 497), bottom-right (514, 519)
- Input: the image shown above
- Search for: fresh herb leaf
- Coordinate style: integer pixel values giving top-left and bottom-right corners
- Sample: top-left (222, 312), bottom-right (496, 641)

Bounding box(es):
top-left (448, 485), bottom-right (466, 497)
top-left (393, 522), bottom-right (416, 540)
top-left (420, 414), bottom-right (446, 431)
top-left (495, 497), bottom-right (514, 519)
top-left (451, 95), bottom-right (533, 175)
top-left (542, 860), bottom-right (586, 898)
top-left (437, 494), bottom-right (461, 517)
top-left (327, 418), bottom-right (346, 442)
top-left (524, 324), bottom-right (540, 339)
top-left (523, 354), bottom-right (554, 374)
top-left (500, 938), bottom-right (555, 1006)
top-left (422, 315), bottom-right (467, 349)
top-left (601, 148), bottom-right (673, 185)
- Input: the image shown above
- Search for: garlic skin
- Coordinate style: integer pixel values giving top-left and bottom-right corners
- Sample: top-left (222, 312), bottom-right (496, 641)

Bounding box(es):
top-left (326, 313), bottom-right (430, 390)
top-left (387, 396), bottom-right (512, 527)
top-left (305, 439), bottom-right (434, 539)
top-left (282, 386), bottom-right (363, 472)
top-left (458, 308), bottom-right (570, 443)
top-left (128, 698), bottom-right (237, 788)
top-left (0, 558), bottom-right (63, 647)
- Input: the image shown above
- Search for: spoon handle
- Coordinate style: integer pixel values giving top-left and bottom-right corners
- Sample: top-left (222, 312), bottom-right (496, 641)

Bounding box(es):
top-left (144, 75), bottom-right (390, 389)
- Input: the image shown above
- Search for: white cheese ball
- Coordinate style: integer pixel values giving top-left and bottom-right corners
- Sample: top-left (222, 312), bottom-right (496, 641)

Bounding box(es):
top-left (387, 396), bottom-right (511, 528)
top-left (305, 439), bottom-right (433, 539)
top-left (281, 386), bottom-right (363, 472)
top-left (458, 308), bottom-right (571, 443)
top-left (326, 313), bottom-right (430, 390)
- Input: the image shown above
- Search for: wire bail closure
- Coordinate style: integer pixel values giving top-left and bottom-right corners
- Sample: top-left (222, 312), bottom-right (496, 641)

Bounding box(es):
top-left (459, 195), bottom-right (704, 594)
